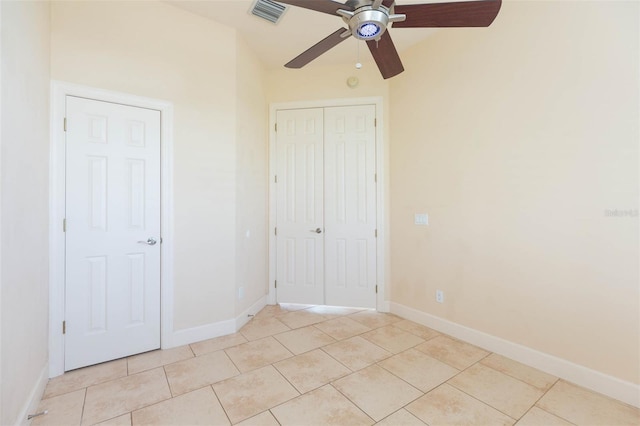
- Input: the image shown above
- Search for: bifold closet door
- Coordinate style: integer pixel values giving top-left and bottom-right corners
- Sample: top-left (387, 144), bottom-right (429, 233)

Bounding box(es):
top-left (275, 105), bottom-right (377, 308)
top-left (324, 105), bottom-right (377, 309)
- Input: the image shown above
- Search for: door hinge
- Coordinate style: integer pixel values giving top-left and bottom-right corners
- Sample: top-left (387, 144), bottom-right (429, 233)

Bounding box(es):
top-left (275, 123), bottom-right (278, 132)
top-left (374, 173), bottom-right (377, 183)
top-left (375, 229), bottom-right (378, 238)
top-left (63, 117), bottom-right (67, 132)
top-left (275, 175), bottom-right (278, 183)
top-left (275, 280), bottom-right (277, 289)
top-left (63, 218), bottom-right (66, 232)
top-left (374, 118), bottom-right (377, 127)
top-left (375, 285), bottom-right (378, 294)
top-left (275, 227), bottom-right (277, 236)
top-left (62, 321), bottom-right (66, 334)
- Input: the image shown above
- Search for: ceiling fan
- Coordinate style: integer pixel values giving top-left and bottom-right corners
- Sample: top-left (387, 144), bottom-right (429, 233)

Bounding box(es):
top-left (275, 0), bottom-right (502, 79)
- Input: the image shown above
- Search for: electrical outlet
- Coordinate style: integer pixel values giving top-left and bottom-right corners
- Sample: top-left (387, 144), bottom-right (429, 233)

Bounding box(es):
top-left (238, 286), bottom-right (245, 300)
top-left (436, 290), bottom-right (444, 303)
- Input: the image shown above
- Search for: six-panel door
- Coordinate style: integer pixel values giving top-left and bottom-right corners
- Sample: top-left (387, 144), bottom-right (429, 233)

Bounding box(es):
top-left (64, 96), bottom-right (161, 371)
top-left (275, 108), bottom-right (325, 304)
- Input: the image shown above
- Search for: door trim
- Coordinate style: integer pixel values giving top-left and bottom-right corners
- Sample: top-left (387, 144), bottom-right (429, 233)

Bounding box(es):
top-left (268, 97), bottom-right (387, 311)
top-left (49, 81), bottom-right (174, 377)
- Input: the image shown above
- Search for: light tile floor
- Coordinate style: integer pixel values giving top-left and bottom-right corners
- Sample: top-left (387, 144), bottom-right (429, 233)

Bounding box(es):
top-left (34, 304), bottom-right (640, 426)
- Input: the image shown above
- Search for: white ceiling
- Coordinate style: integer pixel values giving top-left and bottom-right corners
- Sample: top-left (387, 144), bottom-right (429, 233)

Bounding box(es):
top-left (166, 0), bottom-right (442, 70)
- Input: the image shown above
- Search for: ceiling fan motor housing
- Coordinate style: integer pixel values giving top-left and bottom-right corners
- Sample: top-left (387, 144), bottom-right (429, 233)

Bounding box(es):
top-left (338, 1), bottom-right (406, 41)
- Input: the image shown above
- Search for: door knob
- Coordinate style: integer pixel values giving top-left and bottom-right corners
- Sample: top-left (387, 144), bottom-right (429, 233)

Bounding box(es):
top-left (309, 228), bottom-right (322, 234)
top-left (138, 238), bottom-right (157, 246)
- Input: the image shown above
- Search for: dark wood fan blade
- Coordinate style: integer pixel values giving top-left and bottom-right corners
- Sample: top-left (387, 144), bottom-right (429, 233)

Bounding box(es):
top-left (286, 28), bottom-right (351, 68)
top-left (367, 31), bottom-right (404, 79)
top-left (393, 0), bottom-right (501, 27)
top-left (275, 0), bottom-right (352, 16)
top-left (382, 0), bottom-right (395, 7)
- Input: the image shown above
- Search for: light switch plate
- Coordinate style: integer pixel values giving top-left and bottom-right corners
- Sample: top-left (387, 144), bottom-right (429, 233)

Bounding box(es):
top-left (415, 213), bottom-right (428, 225)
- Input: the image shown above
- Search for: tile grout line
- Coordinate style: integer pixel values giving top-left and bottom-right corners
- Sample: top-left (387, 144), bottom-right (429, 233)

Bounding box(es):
top-left (79, 387), bottom-right (88, 425)
top-left (324, 382), bottom-right (379, 424)
top-left (446, 352), bottom-right (568, 422)
top-left (187, 343), bottom-right (196, 358)
top-left (43, 360), bottom-right (130, 401)
top-left (225, 336), bottom-right (294, 374)
top-left (525, 378), bottom-right (579, 425)
top-left (221, 347), bottom-right (243, 376)
top-left (262, 367), bottom-right (303, 414)
top-left (376, 407), bottom-right (428, 425)
top-left (438, 382), bottom-right (518, 423)
top-left (318, 346), bottom-right (356, 374)
top-left (218, 312), bottom-right (399, 423)
top-left (267, 409), bottom-right (283, 426)
top-left (394, 349), bottom-right (492, 411)
top-left (161, 364), bottom-right (173, 397)
top-left (313, 322), bottom-right (427, 421)
top-left (478, 356), bottom-right (560, 394)
top-left (344, 361), bottom-right (426, 420)
top-left (43, 308), bottom-right (632, 425)
top-left (209, 385), bottom-right (233, 426)
top-left (373, 350), bottom-right (446, 395)
top-left (119, 368), bottom-right (175, 422)
top-left (320, 337), bottom-right (393, 373)
top-left (439, 352), bottom-right (529, 422)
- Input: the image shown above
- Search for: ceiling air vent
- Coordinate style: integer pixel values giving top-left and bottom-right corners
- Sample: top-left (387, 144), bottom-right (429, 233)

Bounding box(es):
top-left (250, 0), bottom-right (287, 24)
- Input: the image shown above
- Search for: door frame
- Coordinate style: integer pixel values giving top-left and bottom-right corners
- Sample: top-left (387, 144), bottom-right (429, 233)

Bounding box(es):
top-left (49, 81), bottom-right (174, 377)
top-left (268, 97), bottom-right (388, 311)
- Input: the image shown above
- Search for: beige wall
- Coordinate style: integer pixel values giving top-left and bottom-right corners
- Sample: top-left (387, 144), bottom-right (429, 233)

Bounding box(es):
top-left (235, 34), bottom-right (269, 314)
top-left (51, 1), bottom-right (243, 329)
top-left (2, 0), bottom-right (636, 418)
top-left (389, 1), bottom-right (639, 384)
top-left (0, 1), bottom-right (51, 424)
top-left (266, 62), bottom-right (390, 104)
top-left (266, 62), bottom-right (392, 304)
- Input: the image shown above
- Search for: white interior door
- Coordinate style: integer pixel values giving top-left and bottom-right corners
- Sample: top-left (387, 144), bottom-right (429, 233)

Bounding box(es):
top-left (275, 108), bottom-right (325, 304)
top-left (65, 96), bottom-right (161, 371)
top-left (324, 105), bottom-right (377, 308)
top-left (275, 105), bottom-right (377, 308)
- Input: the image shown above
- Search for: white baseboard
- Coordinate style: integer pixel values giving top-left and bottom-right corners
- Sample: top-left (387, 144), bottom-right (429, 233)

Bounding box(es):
top-left (167, 296), bottom-right (268, 348)
top-left (169, 319), bottom-right (236, 348)
top-left (389, 302), bottom-right (640, 408)
top-left (17, 362), bottom-right (48, 426)
top-left (235, 296), bottom-right (268, 330)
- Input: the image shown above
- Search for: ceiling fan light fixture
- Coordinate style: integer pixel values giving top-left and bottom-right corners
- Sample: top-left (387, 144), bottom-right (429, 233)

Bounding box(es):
top-left (357, 22), bottom-right (381, 39)
top-left (349, 8), bottom-right (388, 40)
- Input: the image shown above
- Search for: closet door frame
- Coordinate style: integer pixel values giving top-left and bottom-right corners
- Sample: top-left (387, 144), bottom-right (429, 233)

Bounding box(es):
top-left (268, 97), bottom-right (387, 311)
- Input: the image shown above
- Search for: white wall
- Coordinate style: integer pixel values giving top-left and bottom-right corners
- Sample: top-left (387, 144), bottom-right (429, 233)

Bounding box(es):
top-left (389, 0), bottom-right (639, 386)
top-left (0, 1), bottom-right (51, 424)
top-left (51, 1), bottom-right (240, 330)
top-left (235, 35), bottom-right (269, 316)
top-left (1, 3), bottom-right (4, 420)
